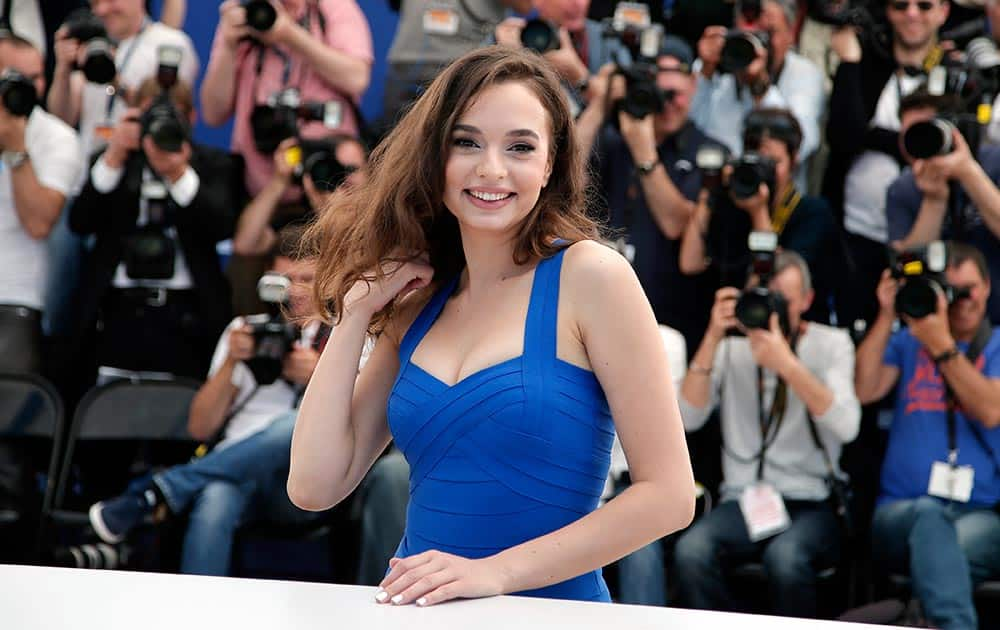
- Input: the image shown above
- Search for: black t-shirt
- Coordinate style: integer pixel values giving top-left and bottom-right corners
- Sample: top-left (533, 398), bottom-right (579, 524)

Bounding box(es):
top-left (595, 121), bottom-right (720, 352)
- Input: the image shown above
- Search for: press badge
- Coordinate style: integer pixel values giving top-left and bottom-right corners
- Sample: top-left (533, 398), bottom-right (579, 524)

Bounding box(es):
top-left (739, 482), bottom-right (791, 542)
top-left (928, 462), bottom-right (974, 503)
top-left (94, 119), bottom-right (115, 144)
top-left (423, 5), bottom-right (459, 36)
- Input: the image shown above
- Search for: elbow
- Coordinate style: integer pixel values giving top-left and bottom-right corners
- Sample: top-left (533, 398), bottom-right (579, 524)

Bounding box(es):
top-left (26, 217), bottom-right (56, 240)
top-left (231, 233), bottom-right (255, 257)
top-left (286, 474), bottom-right (339, 512)
top-left (186, 419), bottom-right (213, 443)
top-left (200, 106), bottom-right (227, 128)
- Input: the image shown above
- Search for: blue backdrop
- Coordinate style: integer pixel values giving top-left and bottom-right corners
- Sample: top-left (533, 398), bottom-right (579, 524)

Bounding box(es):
top-left (173, 1), bottom-right (399, 150)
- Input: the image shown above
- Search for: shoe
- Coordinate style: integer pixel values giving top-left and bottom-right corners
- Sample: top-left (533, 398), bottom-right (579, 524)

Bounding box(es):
top-left (88, 488), bottom-right (157, 544)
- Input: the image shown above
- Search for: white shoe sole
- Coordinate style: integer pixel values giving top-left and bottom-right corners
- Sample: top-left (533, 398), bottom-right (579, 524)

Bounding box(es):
top-left (89, 502), bottom-right (124, 544)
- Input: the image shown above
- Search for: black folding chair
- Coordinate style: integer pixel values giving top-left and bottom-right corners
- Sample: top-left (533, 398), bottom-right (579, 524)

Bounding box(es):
top-left (0, 372), bottom-right (64, 561)
top-left (48, 377), bottom-right (201, 530)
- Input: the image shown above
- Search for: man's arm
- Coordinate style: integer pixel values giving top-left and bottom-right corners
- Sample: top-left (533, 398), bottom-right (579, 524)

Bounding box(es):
top-left (679, 191), bottom-right (712, 275)
top-left (855, 271), bottom-right (902, 404)
top-left (188, 358), bottom-right (240, 441)
top-left (9, 160), bottom-right (65, 240)
top-left (784, 329), bottom-right (860, 443)
top-left (679, 287), bottom-right (736, 430)
top-left (47, 30), bottom-right (84, 126)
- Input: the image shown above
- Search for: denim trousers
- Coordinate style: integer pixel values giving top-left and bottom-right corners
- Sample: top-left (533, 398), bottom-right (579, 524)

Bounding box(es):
top-left (872, 496), bottom-right (1000, 630)
top-left (132, 411), bottom-right (410, 577)
top-left (672, 498), bottom-right (840, 617)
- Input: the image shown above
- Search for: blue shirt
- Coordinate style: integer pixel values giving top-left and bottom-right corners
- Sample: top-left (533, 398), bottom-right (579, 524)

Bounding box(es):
top-left (879, 328), bottom-right (1000, 507)
top-left (886, 146), bottom-right (1000, 326)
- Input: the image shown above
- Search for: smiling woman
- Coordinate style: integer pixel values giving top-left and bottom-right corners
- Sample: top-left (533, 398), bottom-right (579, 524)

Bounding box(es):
top-left (290, 45), bottom-right (695, 608)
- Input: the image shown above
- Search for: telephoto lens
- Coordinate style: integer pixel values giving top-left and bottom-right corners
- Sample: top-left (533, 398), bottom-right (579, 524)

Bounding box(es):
top-left (61, 8), bottom-right (116, 84)
top-left (719, 30), bottom-right (770, 74)
top-left (520, 19), bottom-right (560, 53)
top-left (902, 119), bottom-right (956, 160)
top-left (243, 0), bottom-right (278, 32)
top-left (0, 70), bottom-right (38, 117)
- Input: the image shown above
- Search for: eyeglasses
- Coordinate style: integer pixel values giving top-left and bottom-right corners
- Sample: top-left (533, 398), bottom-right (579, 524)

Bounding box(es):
top-left (889, 1), bottom-right (936, 12)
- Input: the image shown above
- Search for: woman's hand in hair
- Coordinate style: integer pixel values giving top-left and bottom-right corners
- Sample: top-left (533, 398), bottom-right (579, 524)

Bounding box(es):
top-left (344, 254), bottom-right (434, 320)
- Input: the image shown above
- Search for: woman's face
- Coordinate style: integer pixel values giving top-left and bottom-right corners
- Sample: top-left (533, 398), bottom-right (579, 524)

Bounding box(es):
top-left (443, 81), bottom-right (552, 238)
top-left (754, 135), bottom-right (794, 194)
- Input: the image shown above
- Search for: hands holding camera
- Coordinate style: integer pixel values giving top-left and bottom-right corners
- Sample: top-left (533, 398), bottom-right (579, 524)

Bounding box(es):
top-left (706, 286), bottom-right (795, 373)
top-left (911, 129), bottom-right (976, 203)
top-left (0, 101), bottom-right (27, 153)
top-left (494, 18), bottom-right (589, 86)
top-left (225, 321), bottom-right (319, 386)
top-left (102, 107), bottom-right (142, 169)
top-left (875, 269), bottom-right (955, 356)
top-left (218, 0), bottom-right (293, 50)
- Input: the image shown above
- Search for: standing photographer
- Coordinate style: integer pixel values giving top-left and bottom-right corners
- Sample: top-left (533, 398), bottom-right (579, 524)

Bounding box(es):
top-left (824, 0), bottom-right (950, 330)
top-left (673, 250), bottom-right (860, 618)
top-left (855, 242), bottom-right (1000, 630)
top-left (68, 77), bottom-right (241, 384)
top-left (576, 35), bottom-right (720, 351)
top-left (888, 91), bottom-right (1000, 325)
top-left (47, 0), bottom-right (198, 189)
top-left (199, 0), bottom-right (372, 200)
top-left (691, 0), bottom-right (825, 191)
top-left (679, 108), bottom-right (839, 323)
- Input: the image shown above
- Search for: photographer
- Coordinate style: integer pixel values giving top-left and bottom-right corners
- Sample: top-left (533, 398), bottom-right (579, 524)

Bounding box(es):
top-left (855, 242), bottom-right (1000, 630)
top-left (47, 0), bottom-right (198, 190)
top-left (89, 227), bottom-right (408, 579)
top-left (888, 91), bottom-right (1000, 325)
top-left (0, 33), bottom-right (81, 374)
top-left (673, 250), bottom-right (860, 618)
top-left (199, 0), bottom-right (372, 200)
top-left (232, 133), bottom-right (367, 258)
top-left (576, 35), bottom-right (720, 350)
top-left (824, 0), bottom-right (950, 330)
top-left (691, 0), bottom-right (825, 191)
top-left (679, 108), bottom-right (839, 323)
top-left (68, 77), bottom-right (241, 383)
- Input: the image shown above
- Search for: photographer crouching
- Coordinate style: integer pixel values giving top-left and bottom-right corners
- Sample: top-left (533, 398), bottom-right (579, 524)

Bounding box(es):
top-left (69, 51), bottom-right (242, 386)
top-left (856, 241), bottom-right (1000, 630)
top-left (673, 245), bottom-right (860, 618)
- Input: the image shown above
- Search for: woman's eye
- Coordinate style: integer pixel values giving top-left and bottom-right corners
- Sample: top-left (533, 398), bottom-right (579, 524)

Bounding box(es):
top-left (452, 137), bottom-right (478, 148)
top-left (510, 143), bottom-right (535, 153)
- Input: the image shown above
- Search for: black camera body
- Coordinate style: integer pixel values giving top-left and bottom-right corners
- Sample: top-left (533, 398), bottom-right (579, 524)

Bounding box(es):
top-left (250, 88), bottom-right (343, 155)
top-left (244, 273), bottom-right (299, 386)
top-left (123, 180), bottom-right (176, 280)
top-left (735, 231), bottom-right (791, 335)
top-left (521, 19), bottom-right (560, 53)
top-left (0, 70), bottom-right (37, 117)
top-left (286, 138), bottom-right (352, 192)
top-left (729, 152), bottom-right (777, 200)
top-left (139, 46), bottom-right (189, 153)
top-left (890, 241), bottom-right (969, 319)
top-left (61, 8), bottom-right (116, 85)
top-left (807, 0), bottom-right (873, 27)
top-left (719, 29), bottom-right (770, 75)
top-left (606, 22), bottom-right (675, 120)
top-left (243, 0), bottom-right (278, 32)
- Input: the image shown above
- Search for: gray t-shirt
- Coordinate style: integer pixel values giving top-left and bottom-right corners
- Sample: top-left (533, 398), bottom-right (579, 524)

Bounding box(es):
top-left (388, 0), bottom-right (506, 68)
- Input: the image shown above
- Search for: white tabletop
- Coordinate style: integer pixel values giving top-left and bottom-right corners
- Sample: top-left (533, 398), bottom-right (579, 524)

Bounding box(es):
top-left (0, 564), bottom-right (888, 630)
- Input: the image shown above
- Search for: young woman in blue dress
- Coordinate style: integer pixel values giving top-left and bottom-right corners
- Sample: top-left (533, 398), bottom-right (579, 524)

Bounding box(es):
top-left (289, 45), bottom-right (695, 606)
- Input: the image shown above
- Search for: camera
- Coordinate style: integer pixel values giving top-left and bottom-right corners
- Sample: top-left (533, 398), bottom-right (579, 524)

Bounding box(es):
top-left (719, 29), bottom-right (770, 75)
top-left (243, 0), bottom-right (278, 32)
top-left (250, 88), bottom-right (344, 155)
top-left (603, 21), bottom-right (674, 120)
top-left (0, 70), bottom-right (37, 117)
top-left (285, 138), bottom-right (353, 193)
top-left (735, 231), bottom-right (791, 335)
top-left (137, 46), bottom-right (189, 153)
top-left (729, 152), bottom-right (777, 200)
top-left (60, 8), bottom-right (116, 85)
top-left (807, 0), bottom-right (873, 27)
top-left (123, 180), bottom-right (176, 280)
top-left (244, 273), bottom-right (299, 386)
top-left (521, 19), bottom-right (560, 53)
top-left (890, 241), bottom-right (970, 319)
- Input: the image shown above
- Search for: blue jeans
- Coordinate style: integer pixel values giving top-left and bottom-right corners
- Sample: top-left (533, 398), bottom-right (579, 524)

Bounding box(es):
top-left (617, 539), bottom-right (667, 605)
top-left (43, 202), bottom-right (83, 337)
top-left (354, 450), bottom-right (410, 585)
top-left (673, 498), bottom-right (840, 617)
top-left (873, 496), bottom-right (1000, 630)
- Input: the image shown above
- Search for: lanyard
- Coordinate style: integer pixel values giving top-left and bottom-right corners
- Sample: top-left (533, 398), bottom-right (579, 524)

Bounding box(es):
top-left (770, 185), bottom-right (801, 236)
top-left (754, 329), bottom-right (799, 480)
top-left (943, 321), bottom-right (999, 475)
top-left (250, 4), bottom-right (318, 104)
top-left (105, 18), bottom-right (151, 119)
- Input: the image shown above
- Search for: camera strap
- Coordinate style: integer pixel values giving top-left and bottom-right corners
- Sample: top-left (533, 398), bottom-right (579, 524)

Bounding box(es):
top-left (771, 185), bottom-right (801, 236)
top-left (944, 320), bottom-right (1000, 475)
top-left (194, 385), bottom-right (261, 457)
top-left (754, 328), bottom-right (800, 480)
top-left (105, 18), bottom-right (151, 119)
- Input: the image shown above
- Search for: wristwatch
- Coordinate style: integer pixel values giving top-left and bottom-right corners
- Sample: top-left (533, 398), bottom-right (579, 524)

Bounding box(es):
top-left (2, 150), bottom-right (29, 169)
top-left (636, 159), bottom-right (660, 176)
top-left (932, 346), bottom-right (961, 366)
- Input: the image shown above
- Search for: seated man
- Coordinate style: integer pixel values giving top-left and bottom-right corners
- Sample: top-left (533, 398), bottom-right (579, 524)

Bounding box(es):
top-left (89, 226), bottom-right (409, 579)
top-left (673, 251), bottom-right (860, 618)
top-left (888, 90), bottom-right (1000, 325)
top-left (856, 242), bottom-right (1000, 630)
top-left (679, 108), bottom-right (838, 324)
top-left (69, 77), bottom-right (241, 383)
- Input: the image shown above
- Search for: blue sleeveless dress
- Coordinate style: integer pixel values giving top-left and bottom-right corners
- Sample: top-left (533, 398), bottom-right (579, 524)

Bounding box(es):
top-left (387, 248), bottom-right (615, 602)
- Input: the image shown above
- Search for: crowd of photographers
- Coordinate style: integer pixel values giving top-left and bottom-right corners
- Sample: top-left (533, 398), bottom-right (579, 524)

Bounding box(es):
top-left (1, 0), bottom-right (1000, 627)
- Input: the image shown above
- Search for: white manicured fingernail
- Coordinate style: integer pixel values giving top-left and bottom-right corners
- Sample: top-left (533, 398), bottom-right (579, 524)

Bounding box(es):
top-left (391, 594), bottom-right (404, 605)
top-left (416, 597), bottom-right (427, 607)
top-left (375, 590), bottom-right (388, 602)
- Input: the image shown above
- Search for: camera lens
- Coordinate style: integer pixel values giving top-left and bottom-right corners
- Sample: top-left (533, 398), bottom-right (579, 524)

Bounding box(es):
top-left (720, 33), bottom-right (760, 73)
top-left (521, 19), bottom-right (559, 53)
top-left (243, 0), bottom-right (277, 32)
top-left (731, 161), bottom-right (763, 200)
top-left (895, 277), bottom-right (941, 319)
top-left (304, 151), bottom-right (347, 192)
top-left (0, 75), bottom-right (37, 117)
top-left (81, 39), bottom-right (116, 84)
top-left (902, 119), bottom-right (955, 160)
top-left (622, 82), bottom-right (663, 119)
top-left (735, 288), bottom-right (773, 330)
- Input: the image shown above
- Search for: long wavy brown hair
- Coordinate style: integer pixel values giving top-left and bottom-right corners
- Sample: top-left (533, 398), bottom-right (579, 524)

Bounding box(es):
top-left (304, 46), bottom-right (601, 333)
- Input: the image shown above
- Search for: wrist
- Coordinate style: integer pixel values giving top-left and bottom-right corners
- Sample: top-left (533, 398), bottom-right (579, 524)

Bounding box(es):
top-left (750, 207), bottom-right (772, 230)
top-left (484, 551), bottom-right (516, 595)
top-left (103, 146), bottom-right (127, 169)
top-left (926, 334), bottom-right (956, 358)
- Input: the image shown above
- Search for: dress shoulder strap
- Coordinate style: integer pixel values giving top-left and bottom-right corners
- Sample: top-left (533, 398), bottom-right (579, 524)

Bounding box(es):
top-left (522, 246), bottom-right (569, 363)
